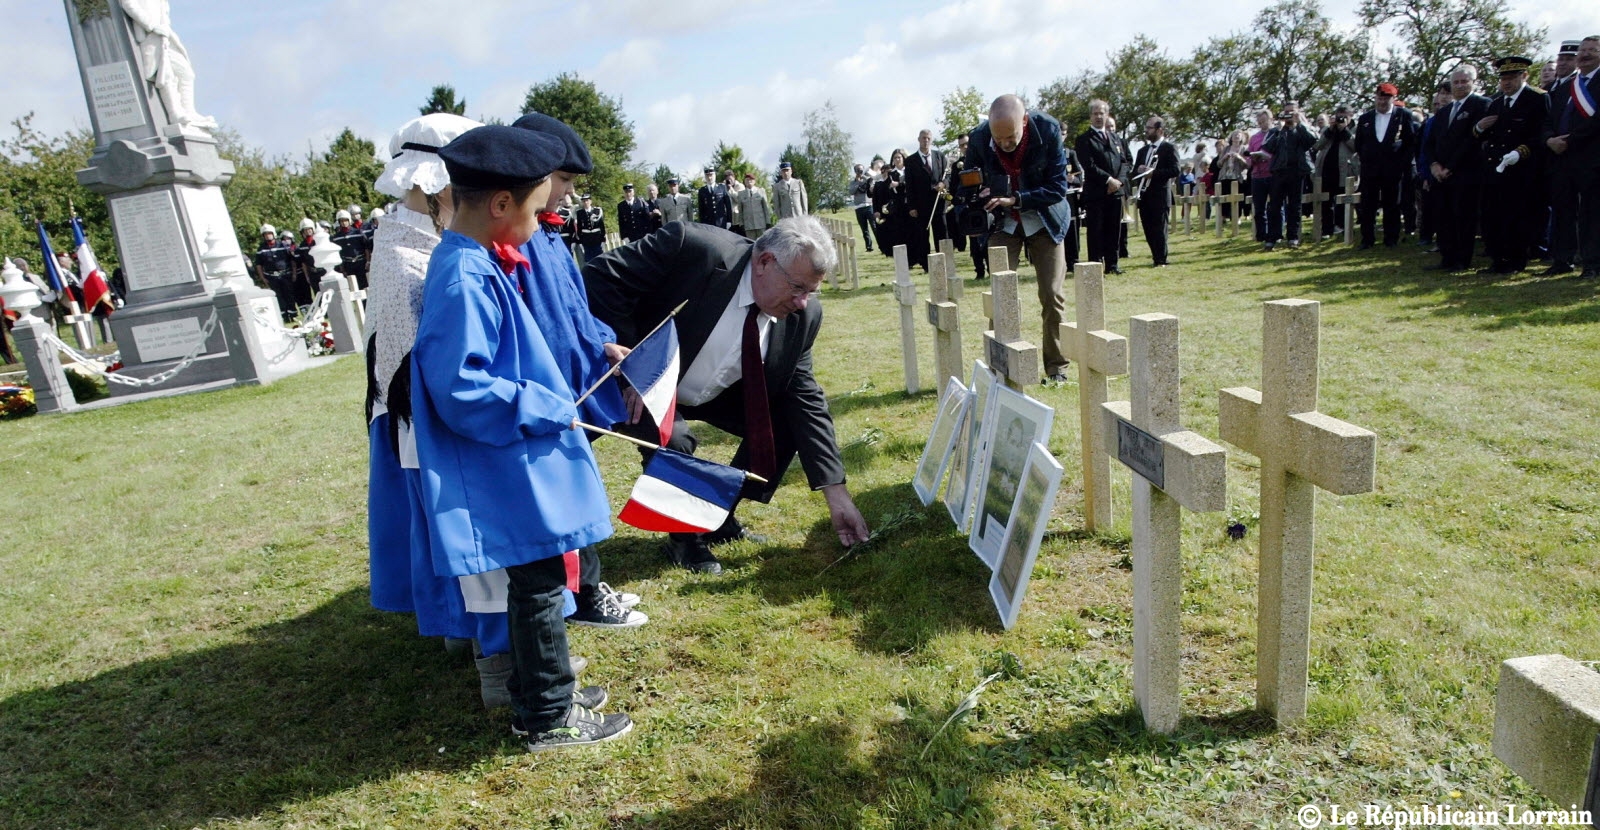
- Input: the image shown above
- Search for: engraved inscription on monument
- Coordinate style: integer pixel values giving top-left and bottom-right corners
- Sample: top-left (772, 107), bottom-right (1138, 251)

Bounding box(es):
top-left (130, 318), bottom-right (208, 362)
top-left (111, 190), bottom-right (197, 291)
top-left (1117, 419), bottom-right (1166, 489)
top-left (86, 62), bottom-right (147, 133)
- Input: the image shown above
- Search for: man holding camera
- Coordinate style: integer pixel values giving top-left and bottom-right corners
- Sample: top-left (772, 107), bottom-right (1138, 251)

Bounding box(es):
top-left (1315, 105), bottom-right (1359, 240)
top-left (1354, 83), bottom-right (1417, 248)
top-left (1263, 105), bottom-right (1317, 250)
top-left (960, 94), bottom-right (1074, 383)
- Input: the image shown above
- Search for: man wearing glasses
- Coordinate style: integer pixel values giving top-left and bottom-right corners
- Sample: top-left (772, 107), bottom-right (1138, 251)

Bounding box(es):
top-left (582, 217), bottom-right (870, 574)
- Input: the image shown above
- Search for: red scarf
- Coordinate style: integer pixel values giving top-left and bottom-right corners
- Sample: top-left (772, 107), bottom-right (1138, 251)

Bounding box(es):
top-left (993, 120), bottom-right (1031, 222)
top-left (537, 211), bottom-right (565, 228)
top-left (490, 241), bottom-right (530, 275)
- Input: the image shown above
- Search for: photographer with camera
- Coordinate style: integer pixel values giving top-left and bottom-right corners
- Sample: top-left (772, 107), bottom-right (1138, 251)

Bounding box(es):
top-left (959, 94), bottom-right (1074, 384)
top-left (1314, 105), bottom-right (1359, 239)
top-left (1263, 105), bottom-right (1318, 250)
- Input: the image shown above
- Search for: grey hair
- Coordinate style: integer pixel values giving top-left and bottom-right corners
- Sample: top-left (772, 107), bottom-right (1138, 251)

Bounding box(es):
top-left (754, 215), bottom-right (838, 277)
top-left (1451, 63), bottom-right (1478, 80)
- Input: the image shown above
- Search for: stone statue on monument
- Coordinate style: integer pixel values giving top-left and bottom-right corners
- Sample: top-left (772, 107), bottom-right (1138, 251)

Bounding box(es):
top-left (118, 0), bottom-right (216, 131)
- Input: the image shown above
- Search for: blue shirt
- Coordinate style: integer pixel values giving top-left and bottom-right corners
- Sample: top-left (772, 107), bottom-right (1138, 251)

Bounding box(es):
top-left (410, 230), bottom-right (613, 577)
top-left (517, 226), bottom-right (628, 429)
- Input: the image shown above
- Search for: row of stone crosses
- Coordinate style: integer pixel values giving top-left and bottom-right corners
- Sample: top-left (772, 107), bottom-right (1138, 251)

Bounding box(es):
top-left (892, 239), bottom-right (1378, 734)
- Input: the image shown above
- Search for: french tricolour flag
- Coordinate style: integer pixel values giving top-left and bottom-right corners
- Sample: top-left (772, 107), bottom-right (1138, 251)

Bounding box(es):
top-left (71, 216), bottom-right (113, 314)
top-left (1574, 77), bottom-right (1597, 119)
top-left (617, 448), bottom-right (745, 534)
top-left (617, 318), bottom-right (679, 446)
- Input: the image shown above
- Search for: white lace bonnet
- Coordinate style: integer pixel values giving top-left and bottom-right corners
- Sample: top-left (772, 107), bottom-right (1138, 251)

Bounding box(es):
top-left (375, 113), bottom-right (483, 198)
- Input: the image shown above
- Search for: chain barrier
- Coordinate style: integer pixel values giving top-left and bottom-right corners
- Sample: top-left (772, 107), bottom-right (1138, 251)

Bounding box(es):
top-left (250, 288), bottom-right (335, 339)
top-left (43, 310), bottom-right (220, 388)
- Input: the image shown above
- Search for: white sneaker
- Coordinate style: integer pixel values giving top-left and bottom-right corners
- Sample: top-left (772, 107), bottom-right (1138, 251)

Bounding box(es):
top-left (597, 581), bottom-right (641, 609)
top-left (569, 591), bottom-right (648, 629)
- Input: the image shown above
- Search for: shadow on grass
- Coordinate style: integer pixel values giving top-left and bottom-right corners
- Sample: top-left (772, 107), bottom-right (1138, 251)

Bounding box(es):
top-left (0, 589), bottom-right (501, 830)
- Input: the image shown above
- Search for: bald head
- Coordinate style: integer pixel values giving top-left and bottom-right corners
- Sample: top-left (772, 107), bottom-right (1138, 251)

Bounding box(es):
top-left (989, 94), bottom-right (1026, 152)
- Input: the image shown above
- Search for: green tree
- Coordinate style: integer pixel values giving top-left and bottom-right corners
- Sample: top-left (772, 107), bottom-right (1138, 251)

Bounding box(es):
top-left (702, 141), bottom-right (763, 186)
top-left (1094, 36), bottom-right (1189, 140)
top-left (214, 127), bottom-right (299, 252)
top-left (1245, 0), bottom-right (1370, 115)
top-left (1359, 0), bottom-right (1545, 99)
top-left (419, 84), bottom-right (467, 116)
top-left (1176, 35), bottom-right (1259, 140)
top-left (800, 101), bottom-right (853, 211)
top-left (0, 114), bottom-right (112, 274)
top-left (292, 128), bottom-right (384, 224)
top-left (1037, 69), bottom-right (1101, 142)
top-left (523, 73), bottom-right (636, 203)
top-left (650, 162), bottom-right (681, 193)
top-left (937, 86), bottom-right (987, 146)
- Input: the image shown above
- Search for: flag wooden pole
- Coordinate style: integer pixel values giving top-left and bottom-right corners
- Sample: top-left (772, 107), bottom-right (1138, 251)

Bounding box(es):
top-left (572, 299), bottom-right (689, 408)
top-left (574, 420), bottom-right (769, 484)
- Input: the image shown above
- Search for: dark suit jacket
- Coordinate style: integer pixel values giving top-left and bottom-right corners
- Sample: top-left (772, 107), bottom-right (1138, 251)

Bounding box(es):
top-left (960, 110), bottom-right (1072, 242)
top-left (1476, 88), bottom-right (1549, 171)
top-left (1075, 127), bottom-right (1128, 204)
top-left (616, 197), bottom-right (653, 241)
top-left (904, 149), bottom-right (949, 218)
top-left (1544, 71), bottom-right (1600, 178)
top-left (1354, 107), bottom-right (1417, 180)
top-left (581, 221), bottom-right (844, 490)
top-left (1430, 94), bottom-right (1491, 175)
top-left (1134, 141), bottom-right (1181, 206)
top-left (697, 184), bottom-right (731, 228)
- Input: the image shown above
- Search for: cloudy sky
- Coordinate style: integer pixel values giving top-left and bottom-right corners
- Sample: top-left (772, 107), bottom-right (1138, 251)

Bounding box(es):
top-left (3, 0), bottom-right (1589, 176)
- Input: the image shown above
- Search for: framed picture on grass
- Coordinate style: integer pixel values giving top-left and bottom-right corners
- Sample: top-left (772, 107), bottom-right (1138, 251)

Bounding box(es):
top-left (967, 385), bottom-right (1053, 568)
top-left (913, 378), bottom-right (972, 506)
top-left (945, 360), bottom-right (997, 531)
top-left (990, 442), bottom-right (1064, 630)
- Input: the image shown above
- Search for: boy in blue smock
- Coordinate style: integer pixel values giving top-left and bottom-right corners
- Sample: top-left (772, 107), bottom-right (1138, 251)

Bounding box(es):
top-left (414, 125), bottom-right (631, 750)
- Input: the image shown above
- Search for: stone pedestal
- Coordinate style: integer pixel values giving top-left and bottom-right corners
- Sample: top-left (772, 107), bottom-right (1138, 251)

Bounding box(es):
top-left (1493, 655), bottom-right (1600, 807)
top-left (213, 285), bottom-right (309, 385)
top-left (11, 317), bottom-right (78, 414)
top-left (321, 274), bottom-right (365, 355)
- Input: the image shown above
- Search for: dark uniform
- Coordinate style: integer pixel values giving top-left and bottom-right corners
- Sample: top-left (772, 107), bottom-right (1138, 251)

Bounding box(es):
top-left (254, 236), bottom-right (297, 321)
top-left (1430, 89), bottom-right (1493, 270)
top-left (616, 189), bottom-right (652, 243)
top-left (696, 171), bottom-right (731, 229)
top-left (332, 221), bottom-right (370, 290)
top-left (575, 199), bottom-right (606, 262)
top-left (1476, 57), bottom-right (1550, 273)
top-left (293, 228), bottom-right (321, 307)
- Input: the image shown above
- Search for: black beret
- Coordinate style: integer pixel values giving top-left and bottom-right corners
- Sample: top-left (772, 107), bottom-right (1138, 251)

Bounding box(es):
top-left (439, 125), bottom-right (564, 190)
top-left (511, 112), bottom-right (594, 175)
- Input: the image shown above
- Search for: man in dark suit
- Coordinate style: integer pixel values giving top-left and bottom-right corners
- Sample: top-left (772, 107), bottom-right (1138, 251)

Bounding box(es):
top-left (904, 128), bottom-right (950, 271)
top-left (1544, 36), bottom-right (1600, 278)
top-left (582, 217), bottom-right (870, 574)
top-left (696, 166), bottom-right (731, 230)
top-left (1133, 115), bottom-right (1182, 266)
top-left (1474, 56), bottom-right (1550, 274)
top-left (1429, 64), bottom-right (1493, 270)
top-left (1355, 83), bottom-right (1418, 248)
top-left (963, 94), bottom-right (1074, 383)
top-left (1075, 99), bottom-right (1128, 274)
top-left (616, 183), bottom-right (653, 243)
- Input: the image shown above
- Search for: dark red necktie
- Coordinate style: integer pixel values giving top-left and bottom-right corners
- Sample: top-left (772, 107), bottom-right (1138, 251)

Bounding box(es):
top-left (490, 242), bottom-right (529, 275)
top-left (742, 306), bottom-right (776, 482)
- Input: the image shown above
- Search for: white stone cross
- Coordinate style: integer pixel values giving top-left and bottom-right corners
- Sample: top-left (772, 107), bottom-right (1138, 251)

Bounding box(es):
top-left (980, 245), bottom-right (1008, 331)
top-left (984, 265), bottom-right (1038, 392)
top-left (938, 237), bottom-right (962, 302)
top-left (1305, 177), bottom-right (1331, 241)
top-left (1335, 176), bottom-right (1361, 245)
top-left (1212, 180), bottom-right (1246, 238)
top-left (924, 251), bottom-right (963, 397)
top-left (1059, 261), bottom-right (1128, 531)
top-left (892, 244), bottom-right (920, 394)
top-left (1218, 299), bottom-right (1377, 725)
top-left (1102, 313), bottom-right (1227, 733)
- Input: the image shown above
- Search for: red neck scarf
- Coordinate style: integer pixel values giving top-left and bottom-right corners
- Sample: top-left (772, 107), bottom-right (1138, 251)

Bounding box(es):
top-left (993, 120), bottom-right (1031, 221)
top-left (537, 211), bottom-right (565, 228)
top-left (490, 242), bottom-right (530, 275)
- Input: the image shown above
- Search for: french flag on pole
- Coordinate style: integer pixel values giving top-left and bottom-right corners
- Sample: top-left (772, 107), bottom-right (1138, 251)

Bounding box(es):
top-left (1574, 77), bottom-right (1597, 119)
top-left (35, 221), bottom-right (65, 294)
top-left (71, 215), bottom-right (113, 314)
top-left (617, 448), bottom-right (745, 534)
top-left (617, 318), bottom-right (679, 446)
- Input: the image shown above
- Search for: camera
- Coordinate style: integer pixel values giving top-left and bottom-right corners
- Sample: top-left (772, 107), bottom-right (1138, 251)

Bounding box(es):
top-left (955, 169), bottom-right (1011, 236)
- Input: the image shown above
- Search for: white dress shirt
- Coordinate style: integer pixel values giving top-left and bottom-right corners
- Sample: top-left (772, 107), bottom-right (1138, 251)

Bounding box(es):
top-left (677, 262), bottom-right (773, 406)
top-left (1374, 109), bottom-right (1392, 140)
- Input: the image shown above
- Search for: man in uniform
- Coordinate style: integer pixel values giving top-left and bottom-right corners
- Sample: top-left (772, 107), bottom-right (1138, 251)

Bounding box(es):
top-left (575, 194), bottom-right (607, 263)
top-left (617, 183), bottom-right (652, 243)
top-left (1075, 99), bottom-right (1127, 274)
top-left (734, 172), bottom-right (772, 239)
top-left (1430, 64), bottom-right (1492, 270)
top-left (697, 166), bottom-right (731, 230)
top-left (253, 223), bottom-right (297, 321)
top-left (291, 218), bottom-right (319, 307)
top-left (656, 178), bottom-right (693, 225)
top-left (772, 161), bottom-right (809, 218)
top-left (1474, 56), bottom-right (1549, 274)
top-left (1354, 83), bottom-right (1418, 248)
top-left (332, 208), bottom-right (370, 289)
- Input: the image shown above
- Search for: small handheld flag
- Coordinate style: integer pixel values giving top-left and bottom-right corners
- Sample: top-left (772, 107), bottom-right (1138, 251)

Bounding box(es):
top-left (71, 215), bottom-right (113, 314)
top-left (616, 318), bottom-right (680, 446)
top-left (617, 448), bottom-right (745, 534)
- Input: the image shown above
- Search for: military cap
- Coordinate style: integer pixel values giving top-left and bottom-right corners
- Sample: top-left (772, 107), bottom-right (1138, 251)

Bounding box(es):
top-left (438, 125), bottom-right (565, 190)
top-left (511, 112), bottom-right (594, 175)
top-left (665, 177), bottom-right (678, 185)
top-left (779, 161), bottom-right (793, 169)
top-left (1560, 41), bottom-right (1581, 56)
top-left (623, 182), bottom-right (635, 190)
top-left (1494, 56), bottom-right (1533, 75)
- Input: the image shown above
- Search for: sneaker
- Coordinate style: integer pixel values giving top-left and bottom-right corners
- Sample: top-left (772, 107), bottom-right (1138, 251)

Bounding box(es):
top-left (511, 686), bottom-right (610, 735)
top-left (596, 581), bottom-right (641, 609)
top-left (1288, 239), bottom-right (1300, 249)
top-left (526, 704), bottom-right (632, 752)
top-left (1263, 242), bottom-right (1276, 252)
top-left (569, 591), bottom-right (648, 628)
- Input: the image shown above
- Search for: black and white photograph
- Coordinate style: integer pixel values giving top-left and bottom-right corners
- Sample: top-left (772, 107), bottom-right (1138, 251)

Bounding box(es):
top-left (913, 378), bottom-right (971, 506)
top-left (947, 360), bottom-right (997, 532)
top-left (968, 386), bottom-right (1054, 567)
top-left (990, 442), bottom-right (1065, 630)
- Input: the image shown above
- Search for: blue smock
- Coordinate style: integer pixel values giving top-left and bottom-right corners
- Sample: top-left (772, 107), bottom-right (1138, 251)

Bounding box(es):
top-left (409, 230), bottom-right (613, 578)
top-left (518, 226), bottom-right (627, 429)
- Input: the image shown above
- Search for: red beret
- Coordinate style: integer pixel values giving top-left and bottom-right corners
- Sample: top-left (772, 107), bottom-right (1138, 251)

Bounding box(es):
top-left (1376, 83), bottom-right (1399, 96)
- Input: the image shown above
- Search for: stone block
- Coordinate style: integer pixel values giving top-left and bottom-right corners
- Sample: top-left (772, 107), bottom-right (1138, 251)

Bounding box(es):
top-left (1494, 655), bottom-right (1600, 806)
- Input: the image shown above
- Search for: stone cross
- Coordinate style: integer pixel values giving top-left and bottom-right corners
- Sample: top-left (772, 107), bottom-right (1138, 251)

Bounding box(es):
top-left (1101, 313), bottom-right (1226, 733)
top-left (1335, 176), bottom-right (1360, 245)
top-left (980, 245), bottom-right (1008, 331)
top-left (63, 305), bottom-right (97, 350)
top-left (938, 237), bottom-right (962, 301)
top-left (1212, 181), bottom-right (1246, 238)
top-left (1060, 261), bottom-right (1128, 532)
top-left (924, 251), bottom-right (963, 397)
top-left (984, 267), bottom-right (1039, 391)
top-left (892, 244), bottom-right (920, 394)
top-left (1177, 183), bottom-right (1198, 236)
top-left (1304, 177), bottom-right (1331, 241)
top-left (1218, 299), bottom-right (1377, 725)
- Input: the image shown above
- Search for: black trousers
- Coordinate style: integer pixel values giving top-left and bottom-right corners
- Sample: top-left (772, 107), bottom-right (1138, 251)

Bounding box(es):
top-left (505, 554), bottom-right (574, 731)
top-left (1550, 165), bottom-right (1581, 267)
top-left (1267, 174), bottom-right (1304, 242)
top-left (1359, 172), bottom-right (1403, 247)
top-left (854, 206), bottom-right (875, 250)
top-left (1320, 171), bottom-right (1345, 236)
top-left (1437, 173), bottom-right (1481, 269)
top-left (1482, 169), bottom-right (1540, 270)
top-left (1138, 197), bottom-right (1170, 265)
top-left (1083, 200), bottom-right (1121, 271)
top-left (1251, 176), bottom-right (1275, 241)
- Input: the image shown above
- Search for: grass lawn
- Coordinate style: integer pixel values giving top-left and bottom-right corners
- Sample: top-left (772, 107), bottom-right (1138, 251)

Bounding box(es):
top-left (1, 216), bottom-right (1597, 829)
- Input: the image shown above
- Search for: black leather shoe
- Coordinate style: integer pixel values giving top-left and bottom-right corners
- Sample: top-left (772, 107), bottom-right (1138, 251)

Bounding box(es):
top-left (666, 536), bottom-right (722, 575)
top-left (1582, 268), bottom-right (1599, 280)
top-left (703, 516), bottom-right (768, 547)
top-left (1542, 264), bottom-right (1575, 277)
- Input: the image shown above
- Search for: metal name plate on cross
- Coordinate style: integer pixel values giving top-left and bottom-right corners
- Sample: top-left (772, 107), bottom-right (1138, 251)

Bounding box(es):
top-left (1219, 299), bottom-right (1377, 725)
